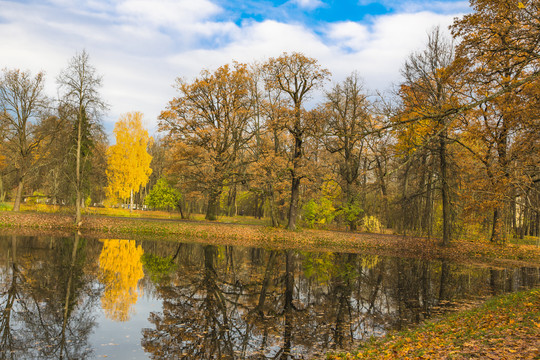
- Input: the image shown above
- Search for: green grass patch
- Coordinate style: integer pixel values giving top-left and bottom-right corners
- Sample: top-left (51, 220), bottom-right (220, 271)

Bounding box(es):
top-left (0, 202), bottom-right (12, 211)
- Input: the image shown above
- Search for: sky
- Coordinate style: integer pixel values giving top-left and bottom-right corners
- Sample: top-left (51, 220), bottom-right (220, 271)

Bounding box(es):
top-left (0, 0), bottom-right (471, 136)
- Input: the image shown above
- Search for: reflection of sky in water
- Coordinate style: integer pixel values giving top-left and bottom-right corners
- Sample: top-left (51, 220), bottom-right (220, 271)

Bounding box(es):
top-left (90, 292), bottom-right (161, 359)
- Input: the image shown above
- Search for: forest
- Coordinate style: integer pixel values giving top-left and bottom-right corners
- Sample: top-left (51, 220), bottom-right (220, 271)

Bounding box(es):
top-left (1, 0), bottom-right (539, 246)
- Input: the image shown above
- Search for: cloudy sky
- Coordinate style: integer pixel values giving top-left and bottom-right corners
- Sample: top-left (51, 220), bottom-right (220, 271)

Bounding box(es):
top-left (0, 0), bottom-right (471, 135)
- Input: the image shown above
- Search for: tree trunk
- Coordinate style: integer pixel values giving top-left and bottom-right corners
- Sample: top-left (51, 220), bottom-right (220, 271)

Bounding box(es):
top-left (75, 110), bottom-right (82, 225)
top-left (206, 187), bottom-right (221, 221)
top-left (286, 176), bottom-right (301, 230)
top-left (130, 188), bottom-right (133, 213)
top-left (12, 177), bottom-right (24, 211)
top-left (0, 175), bottom-right (5, 202)
top-left (491, 207), bottom-right (501, 243)
top-left (439, 133), bottom-right (451, 246)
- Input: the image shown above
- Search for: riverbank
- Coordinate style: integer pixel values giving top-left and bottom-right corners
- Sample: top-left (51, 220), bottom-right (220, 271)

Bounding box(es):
top-left (327, 288), bottom-right (540, 360)
top-left (0, 211), bottom-right (539, 267)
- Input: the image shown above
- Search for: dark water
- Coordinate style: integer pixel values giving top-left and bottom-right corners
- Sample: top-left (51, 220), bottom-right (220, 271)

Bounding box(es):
top-left (0, 234), bottom-right (538, 359)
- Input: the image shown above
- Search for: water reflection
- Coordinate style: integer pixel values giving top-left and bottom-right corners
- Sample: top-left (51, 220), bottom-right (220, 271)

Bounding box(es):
top-left (0, 235), bottom-right (98, 359)
top-left (99, 239), bottom-right (144, 322)
top-left (0, 234), bottom-right (538, 359)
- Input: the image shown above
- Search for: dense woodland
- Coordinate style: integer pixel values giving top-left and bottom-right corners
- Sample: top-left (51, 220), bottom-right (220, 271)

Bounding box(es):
top-left (1, 0), bottom-right (539, 244)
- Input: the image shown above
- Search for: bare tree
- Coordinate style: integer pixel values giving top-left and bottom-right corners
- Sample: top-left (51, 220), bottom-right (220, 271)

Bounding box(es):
top-left (0, 69), bottom-right (50, 211)
top-left (57, 50), bottom-right (107, 225)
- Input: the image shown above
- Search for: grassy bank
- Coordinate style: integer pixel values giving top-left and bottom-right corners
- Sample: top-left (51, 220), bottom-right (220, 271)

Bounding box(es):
top-left (0, 210), bottom-right (539, 267)
top-left (327, 288), bottom-right (540, 360)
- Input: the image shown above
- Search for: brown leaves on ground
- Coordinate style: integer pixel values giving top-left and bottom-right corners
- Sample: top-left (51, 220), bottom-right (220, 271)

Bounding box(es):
top-left (0, 211), bottom-right (539, 267)
top-left (327, 288), bottom-right (540, 360)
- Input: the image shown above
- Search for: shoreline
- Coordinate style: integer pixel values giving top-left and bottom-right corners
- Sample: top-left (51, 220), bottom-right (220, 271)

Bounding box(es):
top-left (1, 211), bottom-right (539, 267)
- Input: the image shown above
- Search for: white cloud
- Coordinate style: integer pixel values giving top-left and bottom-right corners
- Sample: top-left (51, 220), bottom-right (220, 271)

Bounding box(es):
top-left (0, 0), bottom-right (467, 135)
top-left (290, 0), bottom-right (325, 10)
top-left (116, 0), bottom-right (223, 30)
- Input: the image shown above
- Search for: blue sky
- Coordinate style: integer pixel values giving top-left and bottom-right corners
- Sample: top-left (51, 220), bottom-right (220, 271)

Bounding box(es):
top-left (0, 0), bottom-right (470, 135)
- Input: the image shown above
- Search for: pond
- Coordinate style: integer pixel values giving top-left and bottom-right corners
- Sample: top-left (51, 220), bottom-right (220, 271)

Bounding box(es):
top-left (0, 233), bottom-right (538, 359)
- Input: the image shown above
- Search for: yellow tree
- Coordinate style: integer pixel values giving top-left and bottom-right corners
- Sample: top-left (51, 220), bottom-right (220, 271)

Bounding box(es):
top-left (106, 112), bottom-right (152, 211)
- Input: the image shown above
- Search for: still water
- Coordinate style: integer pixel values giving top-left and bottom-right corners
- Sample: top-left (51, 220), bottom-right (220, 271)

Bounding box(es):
top-left (0, 234), bottom-right (538, 359)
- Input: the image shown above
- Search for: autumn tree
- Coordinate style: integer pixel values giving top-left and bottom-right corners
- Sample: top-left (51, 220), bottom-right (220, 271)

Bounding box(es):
top-left (0, 68), bottom-right (53, 211)
top-left (397, 28), bottom-right (461, 246)
top-left (160, 63), bottom-right (254, 220)
top-left (57, 50), bottom-right (107, 224)
top-left (106, 112), bottom-right (152, 211)
top-left (322, 72), bottom-right (372, 230)
top-left (263, 52), bottom-right (330, 230)
top-left (451, 0), bottom-right (540, 242)
top-left (246, 62), bottom-right (292, 226)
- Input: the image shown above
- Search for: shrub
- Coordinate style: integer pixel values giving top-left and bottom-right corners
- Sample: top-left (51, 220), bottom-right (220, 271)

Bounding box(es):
top-left (362, 215), bottom-right (382, 233)
top-left (303, 197), bottom-right (336, 228)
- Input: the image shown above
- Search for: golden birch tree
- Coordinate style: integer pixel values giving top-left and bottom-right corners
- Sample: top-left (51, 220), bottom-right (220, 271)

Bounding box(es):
top-left (106, 112), bottom-right (152, 211)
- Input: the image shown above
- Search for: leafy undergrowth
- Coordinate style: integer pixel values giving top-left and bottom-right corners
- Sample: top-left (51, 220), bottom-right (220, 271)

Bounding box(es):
top-left (0, 211), bottom-right (538, 266)
top-left (327, 288), bottom-right (540, 360)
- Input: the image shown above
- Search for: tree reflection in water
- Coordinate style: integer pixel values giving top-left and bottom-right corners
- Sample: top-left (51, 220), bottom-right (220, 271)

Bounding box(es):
top-left (140, 243), bottom-right (540, 359)
top-left (98, 239), bottom-right (145, 322)
top-left (0, 236), bottom-right (538, 359)
top-left (0, 235), bottom-right (98, 359)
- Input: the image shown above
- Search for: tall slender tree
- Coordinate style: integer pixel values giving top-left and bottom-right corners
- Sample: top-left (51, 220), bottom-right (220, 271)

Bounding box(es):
top-left (57, 50), bottom-right (106, 225)
top-left (398, 28), bottom-right (461, 246)
top-left (322, 72), bottom-right (372, 230)
top-left (263, 53), bottom-right (330, 230)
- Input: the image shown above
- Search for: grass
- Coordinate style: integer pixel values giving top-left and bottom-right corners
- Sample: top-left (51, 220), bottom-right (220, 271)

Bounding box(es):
top-left (0, 202), bottom-right (11, 211)
top-left (0, 210), bottom-right (539, 267)
top-left (3, 202), bottom-right (271, 225)
top-left (327, 288), bottom-right (540, 360)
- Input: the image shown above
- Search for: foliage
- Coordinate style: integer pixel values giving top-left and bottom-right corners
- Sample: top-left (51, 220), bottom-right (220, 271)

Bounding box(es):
top-left (302, 252), bottom-right (336, 284)
top-left (26, 191), bottom-right (44, 205)
top-left (141, 253), bottom-right (176, 284)
top-left (98, 239), bottom-right (145, 322)
top-left (303, 197), bottom-right (336, 228)
top-left (327, 288), bottom-right (540, 360)
top-left (338, 202), bottom-right (364, 229)
top-left (0, 202), bottom-right (11, 211)
top-left (145, 178), bottom-right (181, 210)
top-left (362, 215), bottom-right (382, 233)
top-left (106, 112), bottom-right (152, 204)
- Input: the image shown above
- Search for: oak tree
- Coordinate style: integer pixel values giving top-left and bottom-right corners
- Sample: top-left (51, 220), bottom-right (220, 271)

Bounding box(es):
top-left (160, 63), bottom-right (254, 220)
top-left (263, 52), bottom-right (330, 230)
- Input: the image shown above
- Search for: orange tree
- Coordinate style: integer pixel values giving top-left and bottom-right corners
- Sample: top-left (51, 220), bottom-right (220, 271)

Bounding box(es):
top-left (160, 63), bottom-right (254, 221)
